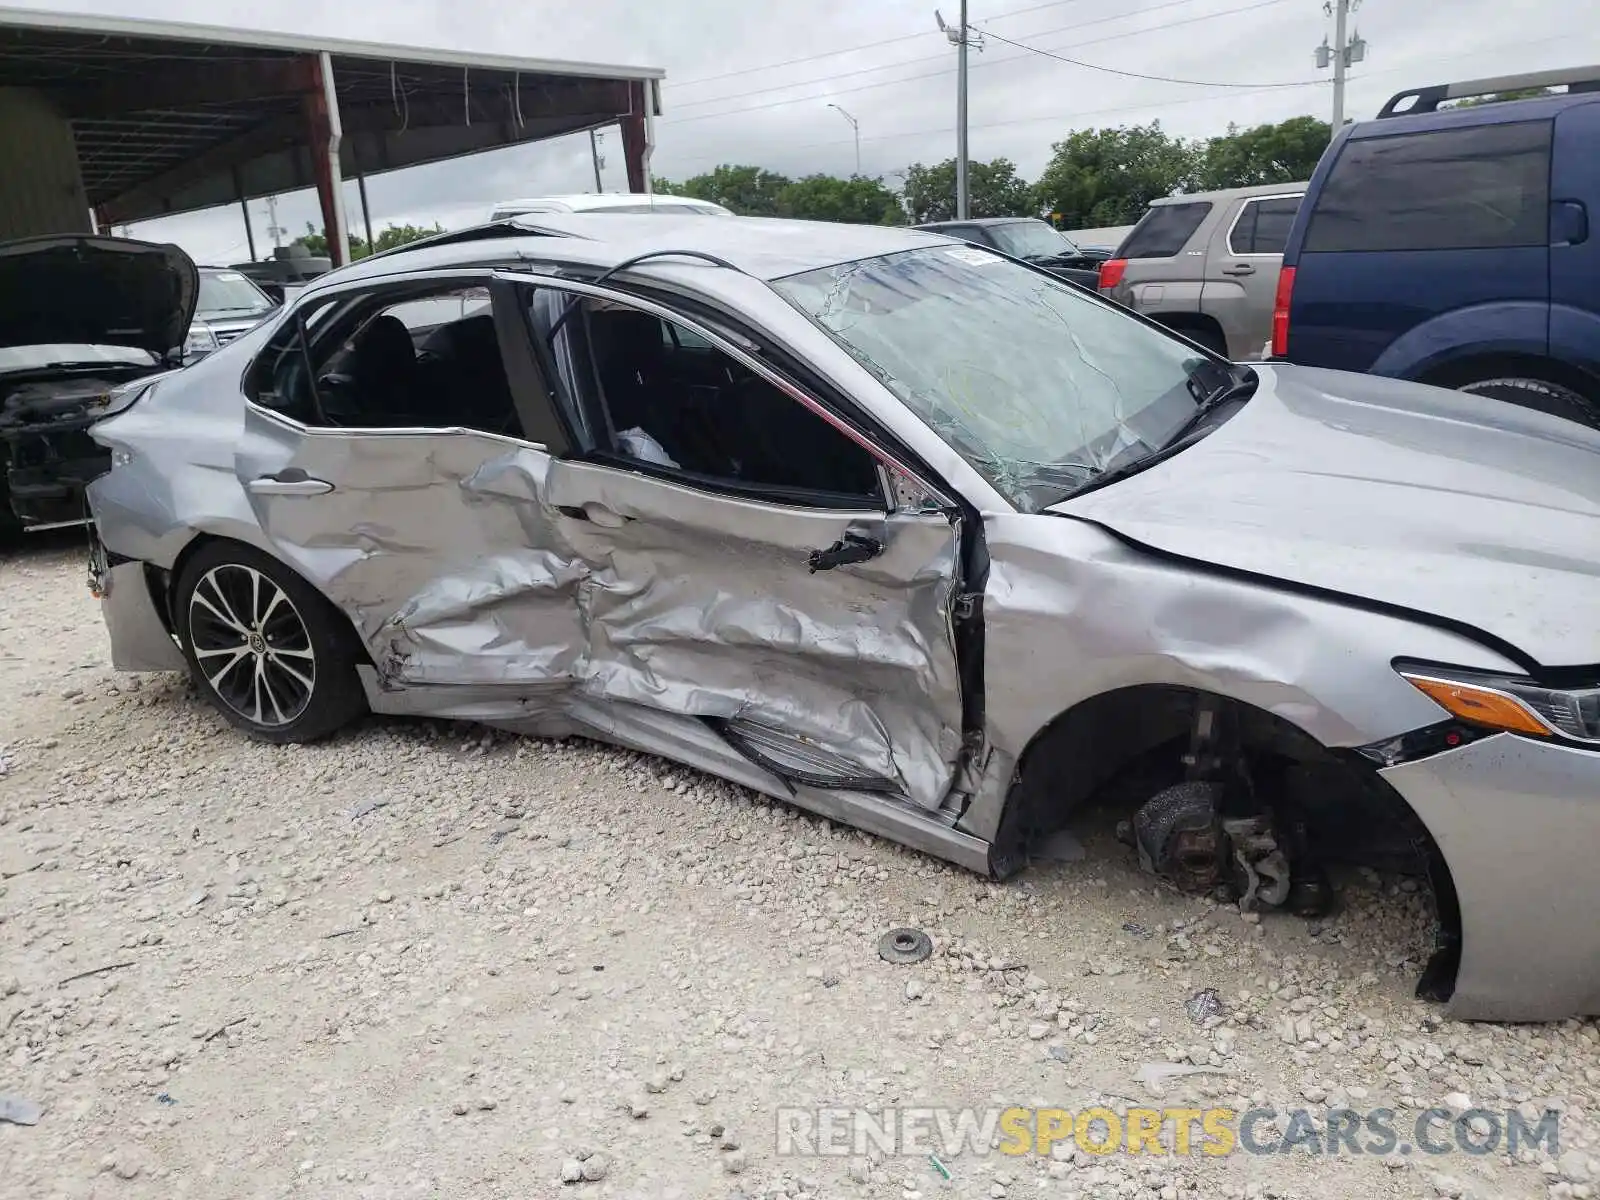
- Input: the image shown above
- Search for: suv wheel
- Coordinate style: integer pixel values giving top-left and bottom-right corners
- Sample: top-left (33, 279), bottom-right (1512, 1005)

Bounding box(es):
top-left (1457, 377), bottom-right (1599, 429)
top-left (174, 541), bottom-right (367, 743)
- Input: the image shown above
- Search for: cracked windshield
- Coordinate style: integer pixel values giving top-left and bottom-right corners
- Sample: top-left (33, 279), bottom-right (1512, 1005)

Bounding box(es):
top-left (777, 245), bottom-right (1208, 511)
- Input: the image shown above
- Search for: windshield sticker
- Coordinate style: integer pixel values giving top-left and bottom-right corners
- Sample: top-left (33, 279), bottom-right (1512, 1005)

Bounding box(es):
top-left (212, 271), bottom-right (249, 282)
top-left (943, 246), bottom-right (1001, 267)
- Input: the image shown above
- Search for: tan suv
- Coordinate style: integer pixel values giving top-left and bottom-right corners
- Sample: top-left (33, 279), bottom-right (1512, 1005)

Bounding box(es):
top-left (1097, 183), bottom-right (1306, 360)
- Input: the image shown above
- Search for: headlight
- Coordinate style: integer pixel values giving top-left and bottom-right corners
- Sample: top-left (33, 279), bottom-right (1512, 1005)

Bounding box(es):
top-left (184, 322), bottom-right (219, 357)
top-left (1399, 666), bottom-right (1600, 744)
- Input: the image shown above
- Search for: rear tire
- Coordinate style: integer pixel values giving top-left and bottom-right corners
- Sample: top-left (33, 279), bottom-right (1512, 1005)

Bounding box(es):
top-left (174, 541), bottom-right (367, 743)
top-left (1456, 376), bottom-right (1599, 429)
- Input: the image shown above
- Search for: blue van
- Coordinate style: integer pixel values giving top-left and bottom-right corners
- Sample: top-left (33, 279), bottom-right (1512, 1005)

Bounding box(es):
top-left (1275, 65), bottom-right (1600, 426)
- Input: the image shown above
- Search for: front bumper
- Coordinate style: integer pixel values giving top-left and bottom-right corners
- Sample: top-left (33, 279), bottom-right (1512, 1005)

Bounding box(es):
top-left (1381, 732), bottom-right (1600, 1021)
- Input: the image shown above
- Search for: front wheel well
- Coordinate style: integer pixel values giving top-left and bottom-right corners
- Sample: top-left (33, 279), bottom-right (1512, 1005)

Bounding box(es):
top-left (1002, 684), bottom-right (1461, 997)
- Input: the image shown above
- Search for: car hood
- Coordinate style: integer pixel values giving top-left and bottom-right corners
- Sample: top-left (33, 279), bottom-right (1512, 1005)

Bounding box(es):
top-left (0, 235), bottom-right (198, 358)
top-left (1051, 364), bottom-right (1600, 667)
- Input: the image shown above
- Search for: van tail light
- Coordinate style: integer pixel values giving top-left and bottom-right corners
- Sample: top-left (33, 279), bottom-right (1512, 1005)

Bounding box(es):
top-left (1098, 259), bottom-right (1127, 291)
top-left (1270, 266), bottom-right (1296, 358)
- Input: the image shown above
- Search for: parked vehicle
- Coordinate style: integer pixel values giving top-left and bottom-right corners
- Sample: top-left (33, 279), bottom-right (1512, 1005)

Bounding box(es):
top-left (1098, 183), bottom-right (1307, 359)
top-left (84, 214), bottom-right (1600, 1021)
top-left (915, 217), bottom-right (1109, 288)
top-left (184, 267), bottom-right (282, 363)
top-left (1275, 65), bottom-right (1600, 425)
top-left (231, 244), bottom-right (332, 298)
top-left (0, 234), bottom-right (193, 535)
top-left (489, 193), bottom-right (734, 220)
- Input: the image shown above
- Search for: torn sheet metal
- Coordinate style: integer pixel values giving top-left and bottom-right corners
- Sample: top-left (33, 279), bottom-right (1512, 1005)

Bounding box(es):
top-left (223, 404), bottom-right (965, 808)
top-left (544, 458), bottom-right (965, 810)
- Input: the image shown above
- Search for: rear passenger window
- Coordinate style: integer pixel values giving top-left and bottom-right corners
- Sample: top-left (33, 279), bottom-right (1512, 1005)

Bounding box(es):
top-left (1303, 121), bottom-right (1552, 252)
top-left (1117, 202), bottom-right (1213, 258)
top-left (1228, 196), bottom-right (1302, 255)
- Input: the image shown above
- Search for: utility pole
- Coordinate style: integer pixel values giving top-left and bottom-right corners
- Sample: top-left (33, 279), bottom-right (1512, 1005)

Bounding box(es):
top-left (1316, 0), bottom-right (1367, 136)
top-left (936, 5), bottom-right (982, 218)
top-left (589, 129), bottom-right (605, 192)
top-left (827, 103), bottom-right (861, 175)
top-left (265, 194), bottom-right (286, 250)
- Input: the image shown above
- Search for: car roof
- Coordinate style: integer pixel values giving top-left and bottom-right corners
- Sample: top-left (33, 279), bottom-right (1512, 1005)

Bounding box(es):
top-left (1349, 89), bottom-right (1600, 139)
top-left (492, 194), bottom-right (726, 212)
top-left (312, 213), bottom-right (957, 289)
top-left (1147, 181), bottom-right (1309, 207)
top-left (916, 217), bottom-right (1041, 229)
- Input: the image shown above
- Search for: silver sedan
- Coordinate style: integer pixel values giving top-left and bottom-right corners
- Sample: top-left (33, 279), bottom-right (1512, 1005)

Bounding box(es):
top-left (84, 214), bottom-right (1600, 1022)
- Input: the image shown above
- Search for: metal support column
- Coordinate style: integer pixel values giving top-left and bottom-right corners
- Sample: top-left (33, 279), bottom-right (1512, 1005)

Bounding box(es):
top-left (234, 167), bottom-right (257, 261)
top-left (304, 51), bottom-right (351, 266)
top-left (357, 171), bottom-right (375, 254)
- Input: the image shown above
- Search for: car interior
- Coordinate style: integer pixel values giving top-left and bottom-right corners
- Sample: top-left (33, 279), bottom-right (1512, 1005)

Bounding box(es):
top-left (550, 298), bottom-right (883, 503)
top-left (247, 282), bottom-right (885, 506)
top-left (249, 286), bottom-right (523, 438)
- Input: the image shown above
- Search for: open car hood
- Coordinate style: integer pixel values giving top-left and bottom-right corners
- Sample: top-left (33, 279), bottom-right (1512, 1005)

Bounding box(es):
top-left (0, 235), bottom-right (198, 358)
top-left (1051, 364), bottom-right (1600, 668)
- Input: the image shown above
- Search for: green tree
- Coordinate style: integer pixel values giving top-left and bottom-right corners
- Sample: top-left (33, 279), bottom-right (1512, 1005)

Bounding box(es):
top-left (1034, 122), bottom-right (1200, 229)
top-left (296, 222), bottom-right (366, 259)
top-left (776, 174), bottom-right (905, 224)
top-left (901, 157), bottom-right (1035, 224)
top-left (370, 222), bottom-right (446, 252)
top-left (296, 221), bottom-right (445, 261)
top-left (663, 164), bottom-right (793, 216)
top-left (1453, 87), bottom-right (1554, 107)
top-left (1195, 116), bottom-right (1331, 190)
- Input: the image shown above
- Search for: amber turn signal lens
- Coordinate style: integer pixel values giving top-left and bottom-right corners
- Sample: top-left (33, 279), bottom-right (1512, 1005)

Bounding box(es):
top-left (1402, 674), bottom-right (1551, 737)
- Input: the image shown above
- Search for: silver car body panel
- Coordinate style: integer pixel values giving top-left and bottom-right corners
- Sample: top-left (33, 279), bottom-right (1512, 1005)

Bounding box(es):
top-left (1055, 365), bottom-right (1600, 667)
top-left (1382, 735), bottom-right (1600, 1021)
top-left (84, 217), bottom-right (1600, 1021)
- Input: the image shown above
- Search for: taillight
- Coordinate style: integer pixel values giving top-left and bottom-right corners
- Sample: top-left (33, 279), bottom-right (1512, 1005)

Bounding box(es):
top-left (1098, 258), bottom-right (1127, 291)
top-left (1270, 265), bottom-right (1296, 358)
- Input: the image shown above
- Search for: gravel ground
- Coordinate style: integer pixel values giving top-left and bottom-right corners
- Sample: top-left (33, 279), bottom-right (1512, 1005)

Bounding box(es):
top-left (3, 537), bottom-right (1599, 1200)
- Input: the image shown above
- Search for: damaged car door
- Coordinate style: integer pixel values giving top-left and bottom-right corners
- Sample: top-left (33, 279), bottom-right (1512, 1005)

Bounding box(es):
top-left (235, 272), bottom-right (584, 696)
top-left (517, 278), bottom-right (970, 811)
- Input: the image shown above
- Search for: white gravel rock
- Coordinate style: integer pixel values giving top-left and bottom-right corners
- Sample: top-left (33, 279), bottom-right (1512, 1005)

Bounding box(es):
top-left (1, 544), bottom-right (1595, 1199)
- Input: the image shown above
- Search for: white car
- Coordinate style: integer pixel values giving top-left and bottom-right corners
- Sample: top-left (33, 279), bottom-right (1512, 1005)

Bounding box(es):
top-left (488, 193), bottom-right (733, 221)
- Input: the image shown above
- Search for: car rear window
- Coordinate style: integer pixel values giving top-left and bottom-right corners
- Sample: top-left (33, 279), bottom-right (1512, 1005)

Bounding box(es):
top-left (1116, 202), bottom-right (1213, 258)
top-left (1228, 195), bottom-right (1302, 255)
top-left (1303, 120), bottom-right (1552, 252)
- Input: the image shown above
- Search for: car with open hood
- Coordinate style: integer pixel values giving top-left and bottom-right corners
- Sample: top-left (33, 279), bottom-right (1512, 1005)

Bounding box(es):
top-left (82, 212), bottom-right (1600, 1022)
top-left (915, 217), bottom-right (1109, 289)
top-left (0, 234), bottom-right (196, 534)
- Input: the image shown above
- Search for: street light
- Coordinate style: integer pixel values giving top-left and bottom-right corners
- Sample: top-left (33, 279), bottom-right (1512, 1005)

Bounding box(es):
top-left (827, 103), bottom-right (861, 177)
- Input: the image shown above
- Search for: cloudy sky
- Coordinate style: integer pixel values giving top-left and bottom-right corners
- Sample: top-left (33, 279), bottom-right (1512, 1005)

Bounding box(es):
top-left (24, 0), bottom-right (1578, 260)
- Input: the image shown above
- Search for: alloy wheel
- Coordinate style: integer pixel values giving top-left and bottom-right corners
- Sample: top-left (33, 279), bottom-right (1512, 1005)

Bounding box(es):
top-left (187, 563), bottom-right (316, 727)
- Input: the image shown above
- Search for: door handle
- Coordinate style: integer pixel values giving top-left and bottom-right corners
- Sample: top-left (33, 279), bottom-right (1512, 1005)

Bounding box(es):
top-left (1221, 263), bottom-right (1256, 276)
top-left (555, 502), bottom-right (631, 528)
top-left (807, 531), bottom-right (883, 573)
top-left (247, 471), bottom-right (333, 496)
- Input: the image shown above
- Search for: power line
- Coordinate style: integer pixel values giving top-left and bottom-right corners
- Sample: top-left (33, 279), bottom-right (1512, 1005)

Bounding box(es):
top-left (658, 31), bottom-right (1574, 172)
top-left (669, 0), bottom-right (1215, 111)
top-left (661, 0), bottom-right (1298, 127)
top-left (976, 5), bottom-right (1326, 88)
top-left (669, 0), bottom-right (1100, 88)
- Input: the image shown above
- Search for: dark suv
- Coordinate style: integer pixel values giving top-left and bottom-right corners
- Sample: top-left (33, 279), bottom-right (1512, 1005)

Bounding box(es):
top-left (1275, 64), bottom-right (1600, 425)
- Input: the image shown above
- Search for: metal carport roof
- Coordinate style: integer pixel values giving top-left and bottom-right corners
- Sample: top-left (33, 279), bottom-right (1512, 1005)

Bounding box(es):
top-left (0, 6), bottom-right (663, 259)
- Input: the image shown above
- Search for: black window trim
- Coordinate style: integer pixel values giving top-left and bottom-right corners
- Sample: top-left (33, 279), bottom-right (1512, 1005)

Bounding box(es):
top-left (1224, 192), bottom-right (1305, 257)
top-left (494, 269), bottom-right (955, 514)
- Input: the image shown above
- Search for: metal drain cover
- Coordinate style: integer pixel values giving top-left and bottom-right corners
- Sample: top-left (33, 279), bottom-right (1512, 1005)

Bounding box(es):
top-left (877, 927), bottom-right (933, 964)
